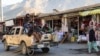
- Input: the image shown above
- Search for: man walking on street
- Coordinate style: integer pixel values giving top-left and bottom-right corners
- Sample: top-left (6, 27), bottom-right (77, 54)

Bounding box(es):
top-left (87, 26), bottom-right (99, 54)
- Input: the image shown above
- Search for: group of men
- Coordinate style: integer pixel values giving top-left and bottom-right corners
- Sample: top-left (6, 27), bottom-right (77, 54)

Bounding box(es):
top-left (23, 14), bottom-right (52, 42)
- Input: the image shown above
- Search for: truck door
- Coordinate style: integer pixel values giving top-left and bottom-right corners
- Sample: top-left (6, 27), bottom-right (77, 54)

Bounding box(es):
top-left (13, 28), bottom-right (20, 45)
top-left (7, 28), bottom-right (15, 44)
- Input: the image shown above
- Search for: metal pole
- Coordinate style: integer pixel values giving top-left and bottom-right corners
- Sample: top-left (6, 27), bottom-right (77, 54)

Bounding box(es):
top-left (78, 16), bottom-right (79, 38)
top-left (1, 0), bottom-right (3, 22)
top-left (0, 0), bottom-right (1, 22)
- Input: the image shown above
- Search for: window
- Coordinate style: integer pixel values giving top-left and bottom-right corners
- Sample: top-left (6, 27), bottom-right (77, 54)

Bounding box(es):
top-left (9, 28), bottom-right (15, 35)
top-left (15, 28), bottom-right (20, 35)
top-left (22, 29), bottom-right (26, 34)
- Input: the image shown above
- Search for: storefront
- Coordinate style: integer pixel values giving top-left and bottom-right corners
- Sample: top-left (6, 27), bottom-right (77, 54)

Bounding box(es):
top-left (46, 19), bottom-right (61, 30)
top-left (62, 12), bottom-right (99, 42)
top-left (41, 15), bottom-right (62, 32)
top-left (69, 17), bottom-right (78, 34)
top-left (79, 8), bottom-right (100, 29)
top-left (79, 16), bottom-right (92, 31)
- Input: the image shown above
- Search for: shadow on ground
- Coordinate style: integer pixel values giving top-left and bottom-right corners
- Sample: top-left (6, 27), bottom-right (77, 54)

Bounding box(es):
top-left (69, 48), bottom-right (98, 54)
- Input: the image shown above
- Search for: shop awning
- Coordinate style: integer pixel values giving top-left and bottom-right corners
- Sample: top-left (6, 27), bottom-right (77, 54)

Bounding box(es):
top-left (90, 9), bottom-right (100, 14)
top-left (79, 11), bottom-right (90, 16)
top-left (79, 8), bottom-right (100, 16)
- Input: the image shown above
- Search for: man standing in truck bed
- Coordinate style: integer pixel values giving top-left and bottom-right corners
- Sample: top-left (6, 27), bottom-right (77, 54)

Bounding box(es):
top-left (28, 22), bottom-right (42, 43)
top-left (23, 14), bottom-right (31, 33)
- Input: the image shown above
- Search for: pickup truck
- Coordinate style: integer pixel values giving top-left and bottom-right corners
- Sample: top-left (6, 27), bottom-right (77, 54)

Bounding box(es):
top-left (2, 26), bottom-right (59, 55)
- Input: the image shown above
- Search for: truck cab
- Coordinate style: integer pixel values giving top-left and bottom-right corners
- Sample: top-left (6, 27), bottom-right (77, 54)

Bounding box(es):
top-left (2, 26), bottom-right (34, 54)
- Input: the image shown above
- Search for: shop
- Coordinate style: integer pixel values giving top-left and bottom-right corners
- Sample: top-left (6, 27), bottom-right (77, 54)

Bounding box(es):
top-left (65, 15), bottom-right (95, 42)
top-left (79, 8), bottom-right (100, 29)
top-left (79, 16), bottom-right (92, 31)
top-left (46, 19), bottom-right (61, 30)
top-left (40, 15), bottom-right (62, 32)
top-left (69, 17), bottom-right (78, 34)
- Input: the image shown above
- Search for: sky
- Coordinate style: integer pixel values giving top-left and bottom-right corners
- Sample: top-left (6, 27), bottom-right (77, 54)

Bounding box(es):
top-left (2, 0), bottom-right (100, 13)
top-left (2, 0), bottom-right (23, 7)
top-left (2, 0), bottom-right (100, 19)
top-left (2, 0), bottom-right (100, 7)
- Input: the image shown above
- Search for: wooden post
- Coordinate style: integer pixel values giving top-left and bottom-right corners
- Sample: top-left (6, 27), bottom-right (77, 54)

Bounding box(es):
top-left (97, 14), bottom-right (99, 24)
top-left (19, 19), bottom-right (21, 26)
top-left (52, 18), bottom-right (53, 32)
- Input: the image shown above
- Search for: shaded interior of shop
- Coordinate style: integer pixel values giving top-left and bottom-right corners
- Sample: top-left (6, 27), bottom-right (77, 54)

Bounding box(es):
top-left (67, 15), bottom-right (93, 40)
top-left (46, 19), bottom-right (61, 31)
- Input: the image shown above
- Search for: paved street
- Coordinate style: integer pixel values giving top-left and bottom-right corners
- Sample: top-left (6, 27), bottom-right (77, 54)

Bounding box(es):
top-left (0, 42), bottom-right (99, 56)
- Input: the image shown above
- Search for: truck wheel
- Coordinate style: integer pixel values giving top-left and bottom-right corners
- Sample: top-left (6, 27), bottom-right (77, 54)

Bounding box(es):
top-left (4, 41), bottom-right (10, 51)
top-left (20, 42), bottom-right (27, 55)
top-left (41, 48), bottom-right (49, 53)
top-left (27, 48), bottom-right (34, 56)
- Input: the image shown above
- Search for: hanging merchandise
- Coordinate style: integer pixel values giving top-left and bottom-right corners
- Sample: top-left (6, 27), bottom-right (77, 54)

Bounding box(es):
top-left (88, 15), bottom-right (97, 30)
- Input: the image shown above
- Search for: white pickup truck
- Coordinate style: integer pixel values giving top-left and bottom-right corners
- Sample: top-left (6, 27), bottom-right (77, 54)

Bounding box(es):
top-left (2, 26), bottom-right (59, 55)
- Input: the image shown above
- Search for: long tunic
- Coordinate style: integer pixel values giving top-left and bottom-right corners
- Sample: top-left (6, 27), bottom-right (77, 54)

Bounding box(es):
top-left (89, 29), bottom-right (96, 42)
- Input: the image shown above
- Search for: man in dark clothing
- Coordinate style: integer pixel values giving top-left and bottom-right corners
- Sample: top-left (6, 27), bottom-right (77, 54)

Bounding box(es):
top-left (23, 14), bottom-right (30, 25)
top-left (79, 30), bottom-right (83, 35)
top-left (88, 28), bottom-right (99, 53)
top-left (33, 22), bottom-right (42, 32)
top-left (23, 14), bottom-right (31, 33)
top-left (89, 29), bottom-right (96, 42)
top-left (28, 22), bottom-right (42, 43)
top-left (42, 24), bottom-right (52, 33)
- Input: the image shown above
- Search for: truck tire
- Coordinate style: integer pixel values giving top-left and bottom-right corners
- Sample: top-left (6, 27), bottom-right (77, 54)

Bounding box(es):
top-left (4, 41), bottom-right (10, 51)
top-left (20, 42), bottom-right (27, 55)
top-left (27, 48), bottom-right (34, 56)
top-left (41, 47), bottom-right (49, 53)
